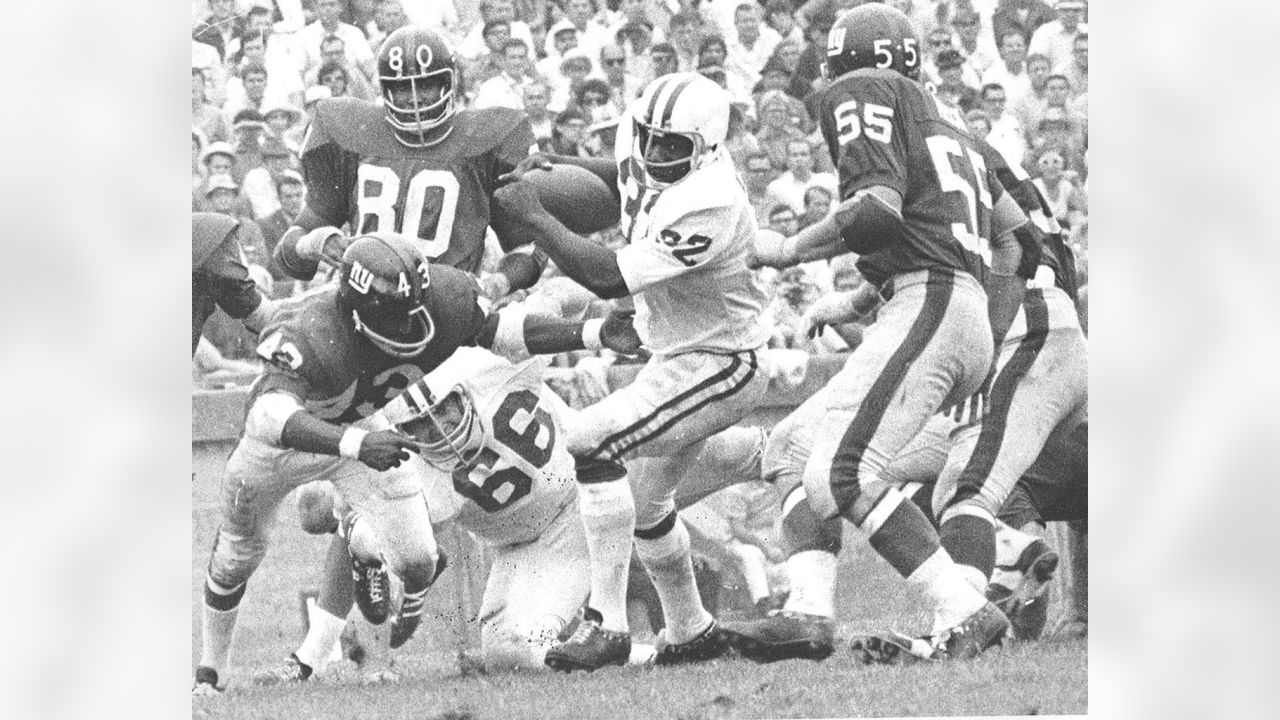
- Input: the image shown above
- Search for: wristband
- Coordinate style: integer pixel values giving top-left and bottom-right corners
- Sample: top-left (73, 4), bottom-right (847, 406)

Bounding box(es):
top-left (338, 427), bottom-right (369, 460)
top-left (581, 318), bottom-right (605, 350)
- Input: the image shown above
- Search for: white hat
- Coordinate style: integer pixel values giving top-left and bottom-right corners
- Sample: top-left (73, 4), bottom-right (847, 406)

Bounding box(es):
top-left (204, 174), bottom-right (240, 196)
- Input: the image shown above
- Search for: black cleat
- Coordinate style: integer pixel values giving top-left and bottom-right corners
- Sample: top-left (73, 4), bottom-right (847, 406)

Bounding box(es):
top-left (192, 665), bottom-right (222, 697)
top-left (655, 618), bottom-right (732, 666)
top-left (544, 607), bottom-right (631, 673)
top-left (251, 654), bottom-right (313, 686)
top-left (722, 610), bottom-right (836, 663)
top-left (352, 556), bottom-right (391, 625)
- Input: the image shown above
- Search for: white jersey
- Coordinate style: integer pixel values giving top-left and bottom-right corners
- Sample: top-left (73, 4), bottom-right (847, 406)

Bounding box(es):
top-left (385, 347), bottom-right (577, 547)
top-left (613, 113), bottom-right (772, 356)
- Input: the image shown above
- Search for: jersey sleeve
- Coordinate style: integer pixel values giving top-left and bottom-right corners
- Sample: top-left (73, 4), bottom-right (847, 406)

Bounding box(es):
top-left (300, 101), bottom-right (361, 229)
top-left (615, 207), bottom-right (727, 293)
top-left (492, 112), bottom-right (537, 176)
top-left (251, 324), bottom-right (321, 403)
top-left (820, 74), bottom-right (910, 200)
top-left (200, 230), bottom-right (261, 320)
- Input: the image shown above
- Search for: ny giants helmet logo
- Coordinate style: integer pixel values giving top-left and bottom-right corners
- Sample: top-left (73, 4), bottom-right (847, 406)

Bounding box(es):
top-left (386, 43), bottom-right (434, 76)
top-left (348, 261), bottom-right (375, 294)
top-left (827, 28), bottom-right (847, 57)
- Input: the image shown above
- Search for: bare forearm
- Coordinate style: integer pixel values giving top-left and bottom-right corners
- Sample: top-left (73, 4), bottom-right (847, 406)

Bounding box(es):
top-left (527, 212), bottom-right (629, 299)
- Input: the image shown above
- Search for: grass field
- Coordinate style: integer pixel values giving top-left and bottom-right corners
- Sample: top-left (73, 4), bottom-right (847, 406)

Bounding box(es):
top-left (191, 447), bottom-right (1086, 719)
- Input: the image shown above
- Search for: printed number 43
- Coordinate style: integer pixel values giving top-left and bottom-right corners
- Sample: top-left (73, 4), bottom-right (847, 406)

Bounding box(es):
top-left (834, 100), bottom-right (894, 145)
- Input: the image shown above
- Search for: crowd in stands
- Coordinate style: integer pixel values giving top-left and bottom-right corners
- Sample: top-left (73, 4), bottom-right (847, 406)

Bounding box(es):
top-left (193, 0), bottom-right (1088, 384)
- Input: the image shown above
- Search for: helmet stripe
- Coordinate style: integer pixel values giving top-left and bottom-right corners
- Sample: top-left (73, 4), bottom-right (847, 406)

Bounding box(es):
top-left (657, 76), bottom-right (697, 129)
top-left (644, 75), bottom-right (677, 124)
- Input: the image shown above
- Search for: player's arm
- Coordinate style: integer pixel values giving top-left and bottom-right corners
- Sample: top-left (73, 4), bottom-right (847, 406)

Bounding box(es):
top-left (753, 185), bottom-right (903, 268)
top-left (201, 230), bottom-right (277, 335)
top-left (472, 300), bottom-right (641, 361)
top-left (987, 190), bottom-right (1030, 347)
top-left (492, 181), bottom-right (629, 299)
top-left (275, 105), bottom-right (360, 279)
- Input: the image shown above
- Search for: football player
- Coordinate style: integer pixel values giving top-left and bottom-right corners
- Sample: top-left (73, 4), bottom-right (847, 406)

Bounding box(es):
top-left (266, 346), bottom-right (767, 676)
top-left (193, 233), bottom-right (640, 695)
top-left (192, 212), bottom-right (274, 355)
top-left (266, 24), bottom-right (556, 672)
top-left (737, 3), bottom-right (1034, 663)
top-left (494, 72), bottom-right (774, 671)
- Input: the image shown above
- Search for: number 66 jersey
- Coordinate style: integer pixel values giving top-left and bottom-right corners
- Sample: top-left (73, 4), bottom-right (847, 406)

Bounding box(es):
top-left (817, 67), bottom-right (1003, 288)
top-left (301, 97), bottom-right (535, 273)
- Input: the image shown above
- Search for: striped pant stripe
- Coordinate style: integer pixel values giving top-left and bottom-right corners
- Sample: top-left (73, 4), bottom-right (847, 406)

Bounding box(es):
top-left (948, 289), bottom-right (1051, 508)
top-left (589, 350), bottom-right (759, 460)
top-left (830, 270), bottom-right (954, 516)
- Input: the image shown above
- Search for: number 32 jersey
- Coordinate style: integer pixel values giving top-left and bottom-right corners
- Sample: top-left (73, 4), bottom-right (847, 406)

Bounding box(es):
top-left (818, 68), bottom-right (1004, 288)
top-left (301, 97), bottom-right (536, 273)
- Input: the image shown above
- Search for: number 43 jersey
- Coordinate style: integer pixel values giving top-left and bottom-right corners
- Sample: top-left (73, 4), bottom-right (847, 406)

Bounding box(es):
top-left (818, 68), bottom-right (1005, 288)
top-left (392, 347), bottom-right (577, 547)
top-left (301, 97), bottom-right (536, 274)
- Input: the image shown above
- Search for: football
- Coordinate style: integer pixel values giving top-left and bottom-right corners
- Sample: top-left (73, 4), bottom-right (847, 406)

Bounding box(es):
top-left (524, 164), bottom-right (620, 235)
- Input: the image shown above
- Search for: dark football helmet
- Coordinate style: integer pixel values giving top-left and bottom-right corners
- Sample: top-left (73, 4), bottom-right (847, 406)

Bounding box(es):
top-left (338, 233), bottom-right (434, 357)
top-left (376, 25), bottom-right (457, 147)
top-left (823, 4), bottom-right (921, 81)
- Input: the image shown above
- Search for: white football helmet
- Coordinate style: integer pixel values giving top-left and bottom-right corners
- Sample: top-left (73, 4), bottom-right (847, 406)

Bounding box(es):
top-left (630, 72), bottom-right (731, 187)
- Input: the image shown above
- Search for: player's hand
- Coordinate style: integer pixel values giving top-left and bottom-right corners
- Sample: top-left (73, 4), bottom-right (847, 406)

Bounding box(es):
top-left (478, 272), bottom-right (512, 303)
top-left (494, 181), bottom-right (550, 220)
top-left (291, 226), bottom-right (349, 267)
top-left (356, 430), bottom-right (417, 471)
top-left (940, 372), bottom-right (995, 428)
top-left (751, 231), bottom-right (790, 269)
top-left (600, 307), bottom-right (646, 358)
top-left (498, 153), bottom-right (554, 184)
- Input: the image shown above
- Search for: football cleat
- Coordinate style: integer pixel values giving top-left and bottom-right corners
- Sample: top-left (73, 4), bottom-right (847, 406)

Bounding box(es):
top-left (853, 602), bottom-right (1011, 664)
top-left (850, 631), bottom-right (936, 665)
top-left (721, 610), bottom-right (836, 663)
top-left (544, 607), bottom-right (631, 673)
top-left (654, 618), bottom-right (733, 666)
top-left (192, 665), bottom-right (222, 697)
top-left (388, 551), bottom-right (448, 649)
top-left (251, 654), bottom-right (313, 686)
top-left (989, 539), bottom-right (1059, 640)
top-left (352, 555), bottom-right (391, 625)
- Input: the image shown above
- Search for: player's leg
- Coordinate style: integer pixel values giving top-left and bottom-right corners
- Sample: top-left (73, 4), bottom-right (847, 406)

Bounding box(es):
top-left (934, 289), bottom-right (1087, 592)
top-left (805, 271), bottom-right (1005, 661)
top-left (549, 348), bottom-right (766, 671)
top-left (196, 439), bottom-right (319, 693)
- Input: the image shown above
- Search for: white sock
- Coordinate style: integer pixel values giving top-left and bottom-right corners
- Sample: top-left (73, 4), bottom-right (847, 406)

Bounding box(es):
top-left (199, 579), bottom-right (242, 674)
top-left (906, 547), bottom-right (988, 636)
top-left (728, 542), bottom-right (770, 603)
top-left (782, 550), bottom-right (836, 618)
top-left (635, 517), bottom-right (711, 644)
top-left (295, 601), bottom-right (348, 672)
top-left (578, 479), bottom-right (635, 632)
top-left (339, 510), bottom-right (383, 564)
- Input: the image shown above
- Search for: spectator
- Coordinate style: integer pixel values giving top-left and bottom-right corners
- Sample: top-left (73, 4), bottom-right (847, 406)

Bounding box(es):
top-left (575, 78), bottom-right (618, 124)
top-left (192, 128), bottom-right (211, 207)
top-left (537, 21), bottom-right (581, 80)
top-left (550, 106), bottom-right (594, 157)
top-left (192, 68), bottom-right (230, 144)
top-left (304, 34), bottom-right (377, 101)
top-left (461, 0), bottom-right (537, 61)
top-left (755, 90), bottom-right (808, 171)
top-left (299, 0), bottom-right (375, 81)
top-left (318, 61), bottom-right (351, 98)
top-left (765, 139), bottom-right (837, 216)
top-left (610, 0), bottom-right (666, 48)
top-left (240, 137), bottom-right (296, 221)
top-left (550, 49), bottom-right (595, 112)
top-left (964, 107), bottom-right (993, 139)
top-left (1024, 71), bottom-right (1080, 136)
top-left (764, 0), bottom-right (803, 46)
top-left (649, 42), bottom-right (680, 80)
top-left (934, 49), bottom-right (980, 113)
top-left (192, 0), bottom-right (244, 61)
top-left (668, 11), bottom-right (705, 72)
top-left (225, 6), bottom-right (307, 91)
top-left (223, 63), bottom-right (272, 123)
top-left (980, 82), bottom-right (1027, 166)
top-left (1031, 145), bottom-right (1087, 231)
top-left (1011, 52), bottom-right (1054, 131)
top-left (886, 0), bottom-right (937, 34)
top-left (229, 30), bottom-right (306, 109)
top-left (366, 0), bottom-right (410, 51)
top-left (725, 3), bottom-right (781, 103)
top-left (920, 24), bottom-right (958, 85)
top-left (467, 20), bottom-right (514, 90)
top-left (229, 109), bottom-right (270, 184)
top-left (768, 40), bottom-right (810, 99)
top-left (982, 30), bottom-right (1033, 109)
top-left (741, 152), bottom-right (777, 228)
top-left (474, 38), bottom-right (541, 110)
top-left (522, 82), bottom-right (556, 149)
top-left (1031, 107), bottom-right (1087, 172)
top-left (763, 263), bottom-right (822, 349)
top-left (200, 141), bottom-right (237, 184)
top-left (204, 174), bottom-right (270, 273)
top-left (552, 0), bottom-right (613, 62)
top-left (793, 8), bottom-right (835, 86)
top-left (950, 6), bottom-right (999, 80)
top-left (1056, 29), bottom-right (1088, 96)
top-left (262, 101), bottom-right (304, 152)
top-left (256, 169), bottom-right (307, 283)
top-left (799, 184), bottom-right (834, 230)
top-left (616, 22), bottom-right (655, 64)
top-left (599, 44), bottom-right (642, 113)
top-left (193, 35), bottom-right (229, 108)
top-left (1029, 0), bottom-right (1087, 69)
top-left (768, 204), bottom-right (800, 238)
top-left (301, 85), bottom-right (332, 131)
top-left (992, 0), bottom-right (1056, 50)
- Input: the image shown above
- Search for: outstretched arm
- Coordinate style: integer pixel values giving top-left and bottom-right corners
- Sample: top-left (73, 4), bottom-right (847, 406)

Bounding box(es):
top-left (752, 185), bottom-right (903, 268)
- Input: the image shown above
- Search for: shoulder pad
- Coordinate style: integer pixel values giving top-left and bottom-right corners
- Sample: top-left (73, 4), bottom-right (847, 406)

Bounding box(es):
top-left (312, 97), bottom-right (391, 155)
top-left (648, 160), bottom-right (741, 230)
top-left (451, 107), bottom-right (529, 155)
top-left (192, 212), bottom-right (239, 269)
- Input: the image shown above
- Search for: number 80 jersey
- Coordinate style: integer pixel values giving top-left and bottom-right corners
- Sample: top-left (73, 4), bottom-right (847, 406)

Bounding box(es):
top-left (818, 68), bottom-right (1005, 288)
top-left (300, 97), bottom-right (536, 274)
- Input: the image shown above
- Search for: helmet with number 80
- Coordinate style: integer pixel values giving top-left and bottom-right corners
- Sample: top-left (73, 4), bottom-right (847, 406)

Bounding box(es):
top-left (338, 232), bottom-right (436, 357)
top-left (823, 4), bottom-right (921, 82)
top-left (376, 25), bottom-right (458, 147)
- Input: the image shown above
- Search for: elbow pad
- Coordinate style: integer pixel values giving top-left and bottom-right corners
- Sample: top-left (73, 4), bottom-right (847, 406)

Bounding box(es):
top-left (245, 393), bottom-right (303, 445)
top-left (1010, 223), bottom-right (1044, 280)
top-left (833, 194), bottom-right (905, 254)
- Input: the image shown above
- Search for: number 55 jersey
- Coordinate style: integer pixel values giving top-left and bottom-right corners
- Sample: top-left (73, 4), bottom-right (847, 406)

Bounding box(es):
top-left (301, 97), bottom-right (535, 273)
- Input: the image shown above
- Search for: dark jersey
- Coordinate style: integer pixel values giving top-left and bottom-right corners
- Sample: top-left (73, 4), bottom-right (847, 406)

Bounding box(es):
top-left (301, 98), bottom-right (535, 274)
top-left (247, 264), bottom-right (487, 425)
top-left (818, 69), bottom-right (1002, 287)
top-left (192, 212), bottom-right (260, 355)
